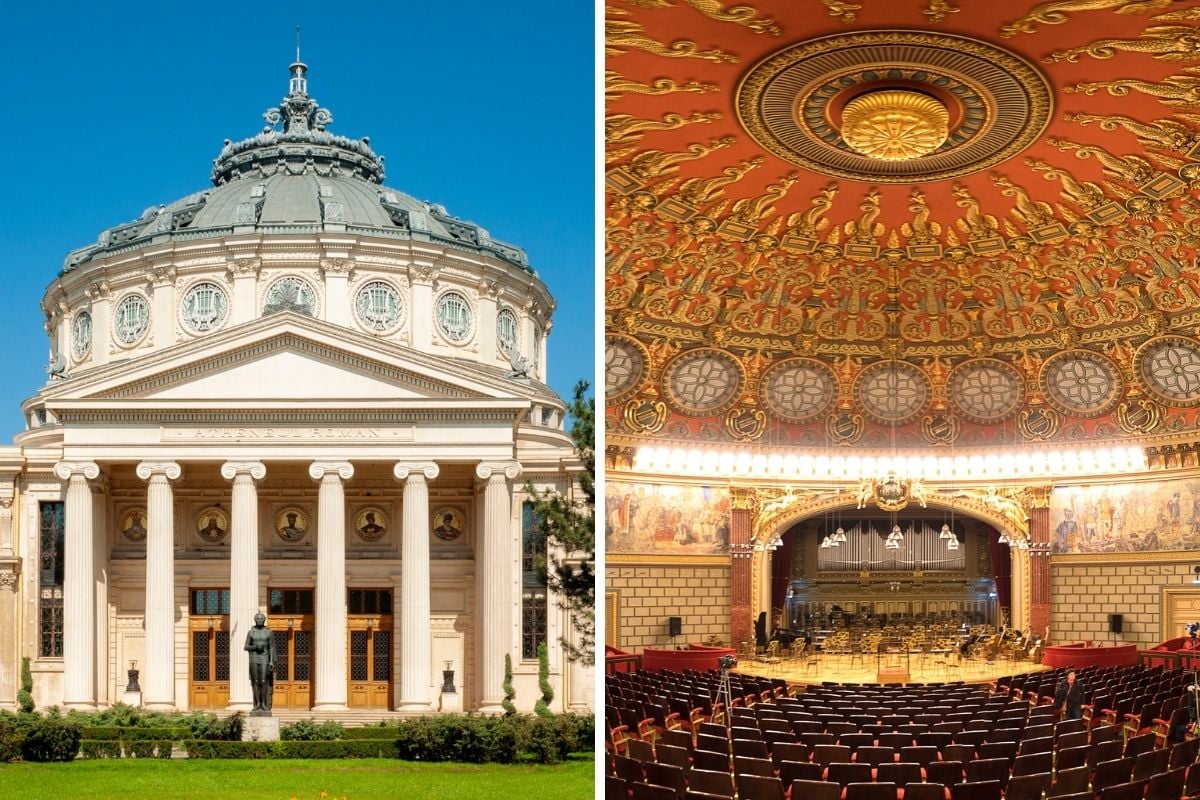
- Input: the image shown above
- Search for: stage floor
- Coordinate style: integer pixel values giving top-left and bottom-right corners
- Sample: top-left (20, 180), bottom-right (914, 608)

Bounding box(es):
top-left (733, 651), bottom-right (1052, 688)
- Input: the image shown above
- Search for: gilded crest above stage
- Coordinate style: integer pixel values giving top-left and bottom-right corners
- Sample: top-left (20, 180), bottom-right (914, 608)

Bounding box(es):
top-left (605, 0), bottom-right (1200, 452)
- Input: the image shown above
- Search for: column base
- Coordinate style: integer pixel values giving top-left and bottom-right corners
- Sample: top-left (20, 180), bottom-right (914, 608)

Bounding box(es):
top-left (475, 703), bottom-right (507, 715)
top-left (226, 701), bottom-right (253, 713)
top-left (312, 703), bottom-right (348, 714)
top-left (398, 699), bottom-right (436, 714)
top-left (143, 701), bottom-right (176, 712)
top-left (63, 701), bottom-right (97, 712)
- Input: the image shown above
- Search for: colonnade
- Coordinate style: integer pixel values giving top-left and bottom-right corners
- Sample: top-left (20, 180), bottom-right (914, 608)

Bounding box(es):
top-left (52, 457), bottom-right (523, 712)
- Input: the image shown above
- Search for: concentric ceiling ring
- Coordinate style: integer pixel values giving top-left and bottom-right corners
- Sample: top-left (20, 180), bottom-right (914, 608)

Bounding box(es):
top-left (605, 336), bottom-right (650, 404)
top-left (760, 358), bottom-right (838, 424)
top-left (948, 358), bottom-right (1026, 424)
top-left (663, 348), bottom-right (745, 417)
top-left (1136, 335), bottom-right (1200, 408)
top-left (736, 30), bottom-right (1053, 183)
top-left (1040, 350), bottom-right (1123, 419)
top-left (854, 361), bottom-right (931, 426)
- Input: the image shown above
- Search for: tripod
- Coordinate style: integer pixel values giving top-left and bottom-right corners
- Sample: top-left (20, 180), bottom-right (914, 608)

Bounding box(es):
top-left (716, 665), bottom-right (734, 728)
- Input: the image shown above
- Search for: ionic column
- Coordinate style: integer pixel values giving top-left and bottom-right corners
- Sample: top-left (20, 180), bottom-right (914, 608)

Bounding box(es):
top-left (394, 462), bottom-right (440, 711)
top-left (54, 461), bottom-right (100, 710)
top-left (136, 462), bottom-right (182, 710)
top-left (221, 461), bottom-right (266, 711)
top-left (309, 461), bottom-right (353, 711)
top-left (475, 461), bottom-right (521, 713)
top-left (0, 480), bottom-right (18, 710)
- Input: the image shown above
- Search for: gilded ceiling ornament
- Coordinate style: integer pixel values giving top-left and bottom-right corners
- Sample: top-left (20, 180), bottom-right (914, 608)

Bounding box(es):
top-left (604, 71), bottom-right (720, 98)
top-left (606, 17), bottom-right (740, 63)
top-left (727, 172), bottom-right (799, 226)
top-left (921, 411), bottom-right (961, 445)
top-left (1117, 396), bottom-right (1164, 433)
top-left (856, 475), bottom-right (928, 512)
top-left (1024, 158), bottom-right (1108, 210)
top-left (784, 184), bottom-right (838, 241)
top-left (1065, 72), bottom-right (1200, 107)
top-left (725, 406), bottom-right (767, 441)
top-left (901, 189), bottom-right (943, 246)
top-left (991, 174), bottom-right (1057, 229)
top-left (1000, 0), bottom-right (1176, 39)
top-left (1094, 106), bottom-right (1200, 153)
top-left (843, 189), bottom-right (885, 248)
top-left (924, 0), bottom-right (961, 22)
top-left (1047, 24), bottom-right (1200, 63)
top-left (841, 91), bottom-right (951, 161)
top-left (1047, 137), bottom-right (1158, 187)
top-left (606, 111), bottom-right (723, 146)
top-left (621, 136), bottom-right (737, 182)
top-left (1018, 403), bottom-right (1062, 440)
top-left (623, 396), bottom-right (669, 434)
top-left (818, 0), bottom-right (862, 22)
top-left (620, 0), bottom-right (782, 35)
top-left (827, 409), bottom-right (865, 444)
top-left (952, 184), bottom-right (1002, 241)
top-left (676, 157), bottom-right (763, 207)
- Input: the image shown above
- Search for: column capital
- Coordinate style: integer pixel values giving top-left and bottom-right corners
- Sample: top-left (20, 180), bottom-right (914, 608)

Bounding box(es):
top-left (475, 461), bottom-right (522, 482)
top-left (221, 461), bottom-right (266, 482)
top-left (135, 461), bottom-right (182, 481)
top-left (309, 461), bottom-right (354, 482)
top-left (53, 461), bottom-right (100, 481)
top-left (394, 462), bottom-right (439, 482)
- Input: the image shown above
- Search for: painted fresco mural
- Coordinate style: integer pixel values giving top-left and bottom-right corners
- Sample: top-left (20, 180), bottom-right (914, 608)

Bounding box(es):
top-left (606, 480), bottom-right (731, 555)
top-left (1050, 479), bottom-right (1200, 554)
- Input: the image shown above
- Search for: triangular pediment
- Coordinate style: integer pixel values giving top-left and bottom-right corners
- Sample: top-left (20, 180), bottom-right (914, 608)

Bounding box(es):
top-left (44, 313), bottom-right (531, 406)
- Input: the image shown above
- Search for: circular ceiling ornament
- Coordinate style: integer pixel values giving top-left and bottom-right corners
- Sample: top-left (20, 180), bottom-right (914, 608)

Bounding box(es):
top-left (841, 90), bottom-right (950, 161)
top-left (948, 358), bottom-right (1026, 424)
top-left (1040, 350), bottom-right (1123, 419)
top-left (854, 361), bottom-right (930, 426)
top-left (1136, 335), bottom-right (1200, 408)
top-left (663, 348), bottom-right (745, 417)
top-left (606, 336), bottom-right (650, 403)
top-left (760, 358), bottom-right (838, 424)
top-left (735, 30), bottom-right (1053, 183)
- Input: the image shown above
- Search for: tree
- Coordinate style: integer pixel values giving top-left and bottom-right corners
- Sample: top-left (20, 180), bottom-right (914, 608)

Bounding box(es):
top-left (17, 657), bottom-right (33, 713)
top-left (501, 653), bottom-right (517, 716)
top-left (527, 380), bottom-right (595, 664)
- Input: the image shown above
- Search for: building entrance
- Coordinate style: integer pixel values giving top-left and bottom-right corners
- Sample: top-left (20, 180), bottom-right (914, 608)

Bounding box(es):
top-left (269, 588), bottom-right (315, 709)
top-left (189, 589), bottom-right (230, 709)
top-left (348, 589), bottom-right (393, 708)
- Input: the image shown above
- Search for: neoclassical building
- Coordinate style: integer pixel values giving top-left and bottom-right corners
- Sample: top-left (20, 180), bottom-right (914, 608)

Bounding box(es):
top-left (0, 59), bottom-right (591, 715)
top-left (605, 1), bottom-right (1200, 656)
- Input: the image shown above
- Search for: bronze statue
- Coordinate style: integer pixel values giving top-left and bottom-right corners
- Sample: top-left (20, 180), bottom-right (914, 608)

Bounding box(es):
top-left (244, 612), bottom-right (275, 715)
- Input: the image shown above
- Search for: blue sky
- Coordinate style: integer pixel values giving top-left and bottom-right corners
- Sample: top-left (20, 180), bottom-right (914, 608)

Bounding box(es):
top-left (0, 2), bottom-right (595, 439)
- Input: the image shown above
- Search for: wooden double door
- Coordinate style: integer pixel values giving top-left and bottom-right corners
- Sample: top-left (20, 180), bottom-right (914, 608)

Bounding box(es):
top-left (347, 615), bottom-right (393, 708)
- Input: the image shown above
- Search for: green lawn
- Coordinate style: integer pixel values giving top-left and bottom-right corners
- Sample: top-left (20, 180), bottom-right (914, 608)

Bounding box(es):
top-left (0, 755), bottom-right (595, 800)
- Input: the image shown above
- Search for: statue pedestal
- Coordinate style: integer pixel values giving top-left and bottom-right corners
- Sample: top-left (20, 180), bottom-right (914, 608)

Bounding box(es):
top-left (242, 716), bottom-right (280, 742)
top-left (122, 689), bottom-right (142, 707)
top-left (439, 690), bottom-right (463, 713)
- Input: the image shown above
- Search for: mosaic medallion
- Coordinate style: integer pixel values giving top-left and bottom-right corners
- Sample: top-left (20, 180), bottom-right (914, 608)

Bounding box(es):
top-left (196, 507), bottom-right (228, 544)
top-left (1040, 350), bottom-right (1122, 418)
top-left (854, 361), bottom-right (930, 426)
top-left (948, 358), bottom-right (1026, 424)
top-left (1136, 335), bottom-right (1200, 408)
top-left (274, 507), bottom-right (309, 544)
top-left (354, 507), bottom-right (389, 543)
top-left (735, 31), bottom-right (1052, 182)
top-left (663, 348), bottom-right (744, 417)
top-left (432, 508), bottom-right (464, 542)
top-left (760, 358), bottom-right (838, 424)
top-left (606, 336), bottom-right (649, 403)
top-left (119, 508), bottom-right (148, 543)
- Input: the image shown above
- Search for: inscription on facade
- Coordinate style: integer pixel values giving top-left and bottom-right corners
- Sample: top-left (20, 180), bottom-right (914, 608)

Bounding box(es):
top-left (162, 426), bottom-right (415, 442)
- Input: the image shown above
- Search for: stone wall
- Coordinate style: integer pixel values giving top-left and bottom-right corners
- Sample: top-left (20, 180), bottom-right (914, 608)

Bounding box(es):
top-left (1051, 558), bottom-right (1194, 648)
top-left (607, 563), bottom-right (731, 652)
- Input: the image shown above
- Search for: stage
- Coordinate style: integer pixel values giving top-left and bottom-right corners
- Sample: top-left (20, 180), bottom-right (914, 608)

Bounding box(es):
top-left (730, 650), bottom-right (1051, 688)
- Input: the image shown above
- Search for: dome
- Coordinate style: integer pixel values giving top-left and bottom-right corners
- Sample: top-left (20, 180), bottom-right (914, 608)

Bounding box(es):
top-left (61, 61), bottom-right (528, 273)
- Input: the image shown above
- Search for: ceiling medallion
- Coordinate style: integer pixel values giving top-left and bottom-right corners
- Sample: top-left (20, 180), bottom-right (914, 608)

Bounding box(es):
top-left (1039, 350), bottom-right (1123, 419)
top-left (662, 347), bottom-right (745, 417)
top-left (841, 90), bottom-right (950, 161)
top-left (854, 361), bottom-right (931, 426)
top-left (1135, 335), bottom-right (1200, 409)
top-left (736, 30), bottom-right (1052, 183)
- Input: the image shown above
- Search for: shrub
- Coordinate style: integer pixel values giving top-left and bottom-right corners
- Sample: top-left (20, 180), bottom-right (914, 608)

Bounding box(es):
top-left (501, 654), bottom-right (516, 716)
top-left (280, 718), bottom-right (343, 741)
top-left (0, 713), bottom-right (22, 762)
top-left (79, 739), bottom-right (122, 759)
top-left (126, 739), bottom-right (173, 758)
top-left (17, 658), bottom-right (33, 714)
top-left (198, 711), bottom-right (243, 741)
top-left (518, 715), bottom-right (563, 764)
top-left (534, 643), bottom-right (554, 718)
top-left (341, 726), bottom-right (402, 740)
top-left (393, 715), bottom-right (517, 764)
top-left (20, 715), bottom-right (81, 762)
top-left (185, 740), bottom-right (394, 759)
top-left (81, 726), bottom-right (192, 741)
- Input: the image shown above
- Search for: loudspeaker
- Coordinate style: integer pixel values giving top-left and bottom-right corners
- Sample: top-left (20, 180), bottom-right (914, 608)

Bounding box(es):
top-left (668, 617), bottom-right (682, 637)
top-left (1109, 613), bottom-right (1123, 634)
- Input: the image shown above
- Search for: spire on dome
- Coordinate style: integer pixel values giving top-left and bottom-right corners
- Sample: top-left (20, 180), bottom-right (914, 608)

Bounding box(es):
top-left (289, 26), bottom-right (307, 96)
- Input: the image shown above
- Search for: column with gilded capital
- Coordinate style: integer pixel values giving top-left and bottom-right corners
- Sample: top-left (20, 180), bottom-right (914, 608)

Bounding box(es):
top-left (310, 461), bottom-right (353, 711)
top-left (54, 461), bottom-right (100, 710)
top-left (221, 462), bottom-right (266, 711)
top-left (1025, 487), bottom-right (1052, 637)
top-left (136, 462), bottom-right (181, 710)
top-left (475, 461), bottom-right (521, 713)
top-left (394, 462), bottom-right (439, 710)
top-left (729, 488), bottom-right (755, 650)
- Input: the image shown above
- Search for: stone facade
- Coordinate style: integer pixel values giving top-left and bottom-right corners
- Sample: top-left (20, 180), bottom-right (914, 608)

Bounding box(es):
top-left (608, 563), bottom-right (731, 651)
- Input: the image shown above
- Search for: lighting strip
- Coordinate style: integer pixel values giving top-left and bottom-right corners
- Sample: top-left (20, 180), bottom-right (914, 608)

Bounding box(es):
top-left (632, 445), bottom-right (1148, 482)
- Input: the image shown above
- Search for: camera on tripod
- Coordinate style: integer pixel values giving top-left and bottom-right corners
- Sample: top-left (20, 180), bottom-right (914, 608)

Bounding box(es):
top-left (718, 654), bottom-right (738, 670)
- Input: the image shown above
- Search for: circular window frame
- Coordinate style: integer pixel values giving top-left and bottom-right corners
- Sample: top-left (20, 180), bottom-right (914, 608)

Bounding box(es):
top-left (71, 310), bottom-right (93, 361)
top-left (261, 274), bottom-right (321, 318)
top-left (112, 292), bottom-right (152, 348)
top-left (496, 306), bottom-right (520, 358)
top-left (178, 279), bottom-right (231, 335)
top-left (353, 279), bottom-right (407, 335)
top-left (434, 290), bottom-right (476, 346)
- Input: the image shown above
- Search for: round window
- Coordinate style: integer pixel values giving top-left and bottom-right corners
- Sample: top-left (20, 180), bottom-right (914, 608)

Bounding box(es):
top-left (435, 291), bottom-right (474, 343)
top-left (114, 294), bottom-right (151, 345)
top-left (181, 282), bottom-right (229, 333)
top-left (355, 281), bottom-right (404, 332)
top-left (71, 311), bottom-right (93, 359)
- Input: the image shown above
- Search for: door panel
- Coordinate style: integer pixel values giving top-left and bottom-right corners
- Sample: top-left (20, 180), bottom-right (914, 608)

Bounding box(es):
top-left (272, 623), bottom-right (313, 709)
top-left (347, 616), bottom-right (393, 708)
top-left (189, 625), bottom-right (230, 709)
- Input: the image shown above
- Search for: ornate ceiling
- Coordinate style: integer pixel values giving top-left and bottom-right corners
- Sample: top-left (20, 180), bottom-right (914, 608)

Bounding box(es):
top-left (605, 0), bottom-right (1200, 455)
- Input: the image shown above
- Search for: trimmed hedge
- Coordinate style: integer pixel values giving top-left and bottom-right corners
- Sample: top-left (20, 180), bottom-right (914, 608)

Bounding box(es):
top-left (185, 740), bottom-right (396, 759)
top-left (340, 726), bottom-right (403, 741)
top-left (20, 715), bottom-right (81, 762)
top-left (81, 726), bottom-right (192, 741)
top-left (80, 739), bottom-right (173, 758)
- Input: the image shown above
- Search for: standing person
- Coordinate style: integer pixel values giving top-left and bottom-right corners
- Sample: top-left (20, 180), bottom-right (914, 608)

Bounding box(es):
top-left (1054, 668), bottom-right (1084, 720)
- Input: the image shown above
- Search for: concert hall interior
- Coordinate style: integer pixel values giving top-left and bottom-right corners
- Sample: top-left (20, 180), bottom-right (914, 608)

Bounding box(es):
top-left (604, 0), bottom-right (1200, 713)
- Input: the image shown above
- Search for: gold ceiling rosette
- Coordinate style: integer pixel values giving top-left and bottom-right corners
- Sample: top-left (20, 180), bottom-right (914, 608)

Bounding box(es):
top-left (841, 90), bottom-right (951, 161)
